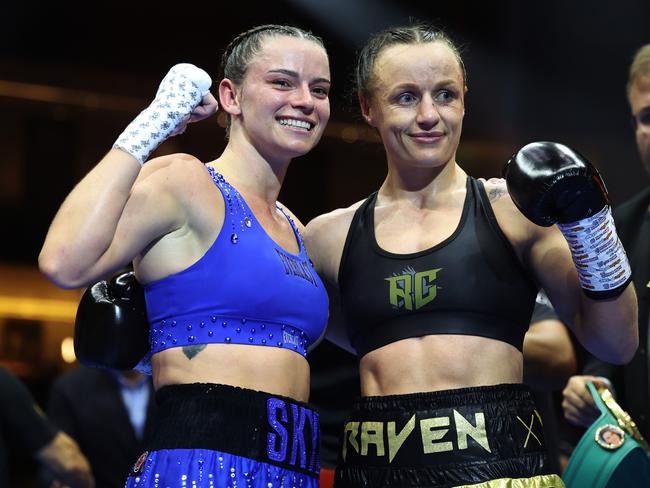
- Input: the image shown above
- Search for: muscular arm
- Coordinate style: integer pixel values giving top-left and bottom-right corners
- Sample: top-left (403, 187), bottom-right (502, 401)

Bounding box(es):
top-left (39, 152), bottom-right (187, 288)
top-left (529, 225), bottom-right (638, 365)
top-left (39, 65), bottom-right (217, 289)
top-left (502, 142), bottom-right (638, 365)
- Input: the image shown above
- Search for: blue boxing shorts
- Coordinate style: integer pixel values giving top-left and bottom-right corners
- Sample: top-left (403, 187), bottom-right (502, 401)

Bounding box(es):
top-left (335, 383), bottom-right (564, 487)
top-left (125, 383), bottom-right (319, 488)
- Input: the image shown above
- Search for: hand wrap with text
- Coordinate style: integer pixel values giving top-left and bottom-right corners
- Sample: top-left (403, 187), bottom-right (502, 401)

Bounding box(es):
top-left (504, 141), bottom-right (631, 299)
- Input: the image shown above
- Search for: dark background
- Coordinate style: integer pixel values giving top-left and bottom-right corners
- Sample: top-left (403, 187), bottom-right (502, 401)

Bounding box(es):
top-left (0, 1), bottom-right (648, 484)
top-left (1, 0), bottom-right (649, 265)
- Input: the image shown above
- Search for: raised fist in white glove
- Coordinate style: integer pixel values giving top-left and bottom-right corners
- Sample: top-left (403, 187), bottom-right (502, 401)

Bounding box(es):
top-left (114, 63), bottom-right (218, 164)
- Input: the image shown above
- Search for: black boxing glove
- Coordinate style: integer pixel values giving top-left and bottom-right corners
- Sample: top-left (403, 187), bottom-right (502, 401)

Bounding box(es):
top-left (503, 141), bottom-right (608, 226)
top-left (504, 141), bottom-right (632, 300)
top-left (74, 271), bottom-right (151, 373)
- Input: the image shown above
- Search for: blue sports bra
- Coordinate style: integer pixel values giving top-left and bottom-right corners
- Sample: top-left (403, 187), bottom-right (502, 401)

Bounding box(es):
top-left (144, 166), bottom-right (328, 357)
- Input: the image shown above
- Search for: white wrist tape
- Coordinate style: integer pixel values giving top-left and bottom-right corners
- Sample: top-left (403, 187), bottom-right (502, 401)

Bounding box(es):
top-left (113, 63), bottom-right (212, 164)
top-left (557, 206), bottom-right (632, 295)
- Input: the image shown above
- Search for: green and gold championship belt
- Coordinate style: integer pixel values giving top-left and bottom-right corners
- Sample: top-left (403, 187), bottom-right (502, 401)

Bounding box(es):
top-left (562, 382), bottom-right (650, 487)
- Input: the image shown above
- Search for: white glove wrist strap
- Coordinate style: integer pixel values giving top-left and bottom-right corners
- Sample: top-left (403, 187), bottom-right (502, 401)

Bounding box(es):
top-left (558, 206), bottom-right (632, 294)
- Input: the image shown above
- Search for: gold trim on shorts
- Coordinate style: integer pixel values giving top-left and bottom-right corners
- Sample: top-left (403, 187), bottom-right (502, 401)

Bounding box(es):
top-left (457, 474), bottom-right (565, 487)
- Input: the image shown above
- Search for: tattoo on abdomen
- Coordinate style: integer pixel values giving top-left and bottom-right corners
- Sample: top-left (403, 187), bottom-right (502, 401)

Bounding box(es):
top-left (183, 344), bottom-right (207, 360)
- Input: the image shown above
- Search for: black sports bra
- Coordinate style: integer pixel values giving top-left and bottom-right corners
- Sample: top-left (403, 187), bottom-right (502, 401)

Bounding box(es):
top-left (338, 176), bottom-right (538, 357)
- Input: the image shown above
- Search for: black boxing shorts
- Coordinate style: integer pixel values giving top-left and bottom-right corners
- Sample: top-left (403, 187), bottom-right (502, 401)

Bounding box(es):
top-left (335, 383), bottom-right (564, 487)
top-left (126, 383), bottom-right (320, 488)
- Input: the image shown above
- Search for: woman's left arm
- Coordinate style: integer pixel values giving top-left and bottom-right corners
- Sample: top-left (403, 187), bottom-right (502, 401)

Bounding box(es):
top-left (529, 224), bottom-right (638, 365)
top-left (503, 141), bottom-right (639, 365)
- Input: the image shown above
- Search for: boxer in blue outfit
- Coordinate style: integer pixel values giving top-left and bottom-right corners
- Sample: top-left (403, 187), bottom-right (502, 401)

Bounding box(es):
top-left (305, 23), bottom-right (638, 487)
top-left (40, 24), bottom-right (330, 487)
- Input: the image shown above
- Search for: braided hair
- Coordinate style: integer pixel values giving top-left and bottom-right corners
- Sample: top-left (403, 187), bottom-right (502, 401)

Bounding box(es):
top-left (220, 24), bottom-right (325, 136)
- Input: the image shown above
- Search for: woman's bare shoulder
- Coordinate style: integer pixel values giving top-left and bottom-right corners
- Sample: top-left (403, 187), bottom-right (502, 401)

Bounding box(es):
top-left (306, 200), bottom-right (365, 239)
top-left (478, 177), bottom-right (509, 203)
top-left (304, 199), bottom-right (367, 276)
top-left (134, 153), bottom-right (210, 196)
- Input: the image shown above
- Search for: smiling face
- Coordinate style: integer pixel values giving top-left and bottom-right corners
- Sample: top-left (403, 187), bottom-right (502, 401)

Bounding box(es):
top-left (360, 41), bottom-right (466, 170)
top-left (602, 429), bottom-right (622, 444)
top-left (227, 35), bottom-right (331, 163)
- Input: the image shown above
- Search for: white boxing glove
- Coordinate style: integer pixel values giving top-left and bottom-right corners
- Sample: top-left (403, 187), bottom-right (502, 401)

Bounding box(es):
top-left (113, 63), bottom-right (212, 164)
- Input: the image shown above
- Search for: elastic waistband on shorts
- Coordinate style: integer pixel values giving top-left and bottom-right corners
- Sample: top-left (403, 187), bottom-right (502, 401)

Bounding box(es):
top-left (150, 383), bottom-right (319, 478)
top-left (354, 383), bottom-right (535, 412)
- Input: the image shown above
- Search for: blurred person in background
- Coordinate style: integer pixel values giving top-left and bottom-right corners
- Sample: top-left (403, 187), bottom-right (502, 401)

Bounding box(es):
top-left (0, 366), bottom-right (93, 488)
top-left (41, 367), bottom-right (155, 488)
top-left (562, 43), bottom-right (650, 440)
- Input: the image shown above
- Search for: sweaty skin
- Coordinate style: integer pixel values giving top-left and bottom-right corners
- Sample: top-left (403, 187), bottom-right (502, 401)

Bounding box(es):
top-left (305, 41), bottom-right (637, 398)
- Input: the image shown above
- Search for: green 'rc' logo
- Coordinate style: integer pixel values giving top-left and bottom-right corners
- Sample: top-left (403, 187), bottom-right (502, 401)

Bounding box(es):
top-left (385, 266), bottom-right (442, 310)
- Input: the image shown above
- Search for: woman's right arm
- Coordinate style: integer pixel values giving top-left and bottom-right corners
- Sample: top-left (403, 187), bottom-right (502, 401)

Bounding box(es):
top-left (39, 64), bottom-right (217, 288)
top-left (39, 151), bottom-right (185, 288)
top-left (305, 206), bottom-right (360, 354)
top-left (39, 149), bottom-right (142, 287)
